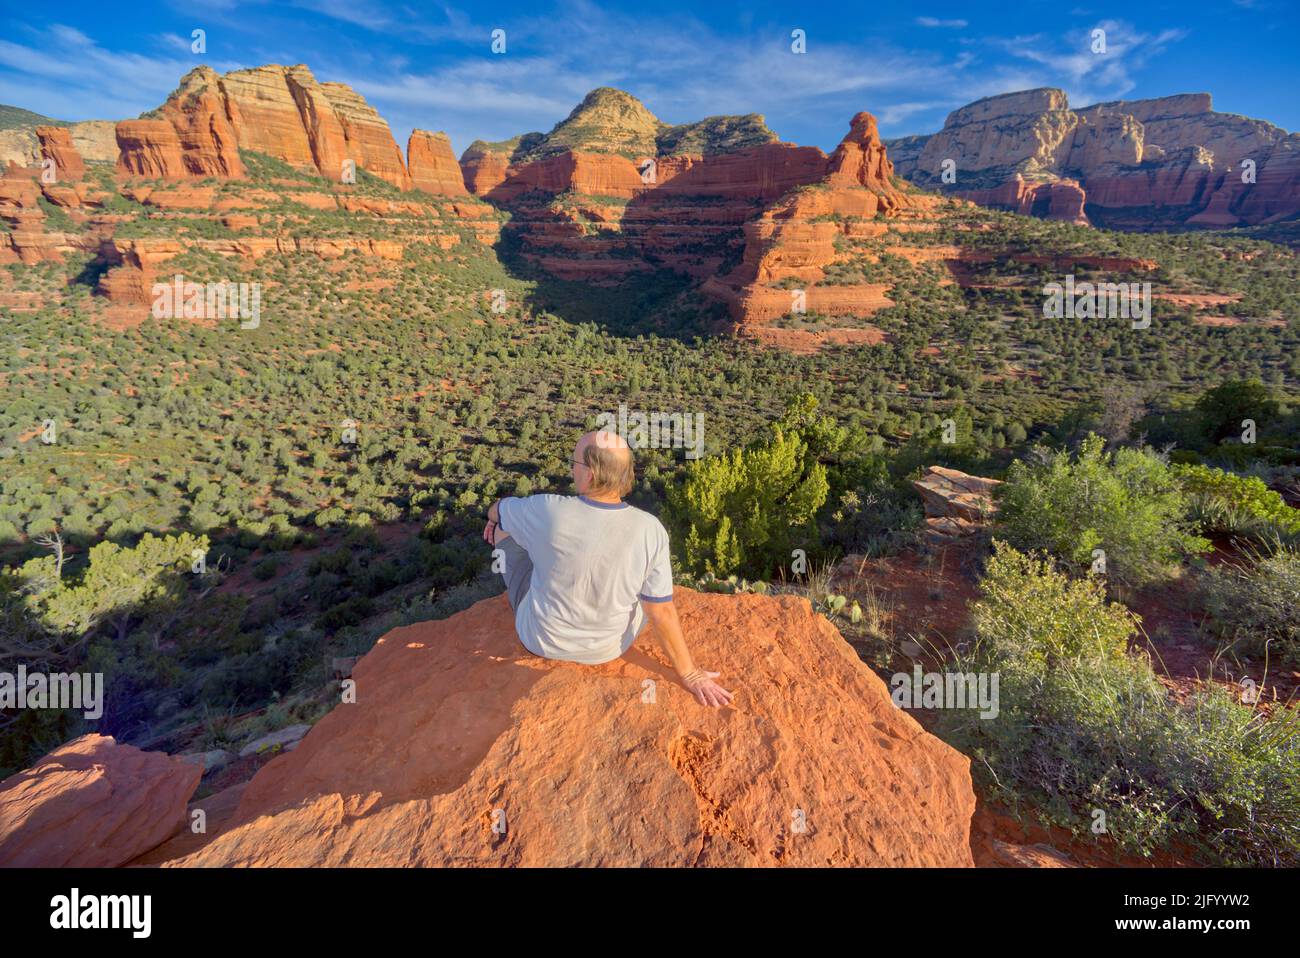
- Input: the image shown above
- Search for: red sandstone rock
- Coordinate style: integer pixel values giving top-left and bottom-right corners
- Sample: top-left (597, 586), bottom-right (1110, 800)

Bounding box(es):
top-left (116, 64), bottom-right (411, 187)
top-left (284, 67), bottom-right (350, 181)
top-left (827, 112), bottom-right (897, 194)
top-left (408, 130), bottom-right (467, 196)
top-left (137, 186), bottom-right (216, 210)
top-left (650, 143), bottom-right (828, 201)
top-left (320, 80), bottom-right (411, 189)
top-left (0, 734), bottom-right (200, 867)
top-left (35, 127), bottom-right (85, 182)
top-left (159, 73), bottom-right (245, 178)
top-left (40, 184), bottom-right (81, 208)
top-left (161, 589), bottom-right (975, 867)
top-left (460, 148), bottom-right (512, 194)
top-left (116, 119), bottom-right (187, 179)
top-left (954, 175), bottom-right (1089, 226)
top-left (703, 111), bottom-right (914, 331)
top-left (911, 466), bottom-right (1002, 522)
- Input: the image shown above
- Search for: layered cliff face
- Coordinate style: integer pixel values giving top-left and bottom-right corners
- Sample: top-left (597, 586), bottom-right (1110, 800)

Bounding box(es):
top-left (887, 88), bottom-right (1300, 229)
top-left (408, 130), bottom-right (467, 196)
top-left (0, 171), bottom-right (117, 266)
top-left (701, 110), bottom-right (921, 341)
top-left (114, 64), bottom-right (455, 192)
top-left (0, 65), bottom-right (494, 297)
top-left (458, 88), bottom-right (833, 282)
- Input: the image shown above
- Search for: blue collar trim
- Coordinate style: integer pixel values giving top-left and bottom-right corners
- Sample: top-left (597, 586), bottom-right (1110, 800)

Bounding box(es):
top-left (578, 495), bottom-right (629, 509)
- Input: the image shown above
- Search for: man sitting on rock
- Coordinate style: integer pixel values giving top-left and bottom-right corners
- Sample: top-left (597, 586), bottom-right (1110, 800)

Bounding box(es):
top-left (483, 430), bottom-right (733, 708)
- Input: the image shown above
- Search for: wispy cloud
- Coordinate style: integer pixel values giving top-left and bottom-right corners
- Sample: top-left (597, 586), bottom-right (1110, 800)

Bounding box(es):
top-left (0, 2), bottom-right (1195, 152)
top-left (0, 24), bottom-right (237, 120)
top-left (329, 1), bottom-right (1003, 149)
top-left (987, 19), bottom-right (1187, 104)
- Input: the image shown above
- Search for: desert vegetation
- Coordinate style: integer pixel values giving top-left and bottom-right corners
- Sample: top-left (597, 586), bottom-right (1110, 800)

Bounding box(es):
top-left (1, 143), bottom-right (1297, 866)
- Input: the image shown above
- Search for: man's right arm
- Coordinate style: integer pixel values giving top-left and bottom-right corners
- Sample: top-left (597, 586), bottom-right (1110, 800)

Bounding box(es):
top-left (483, 498), bottom-right (508, 544)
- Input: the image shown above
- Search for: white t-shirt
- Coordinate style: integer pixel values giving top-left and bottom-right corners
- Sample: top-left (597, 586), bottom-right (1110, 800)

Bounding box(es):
top-left (497, 494), bottom-right (675, 664)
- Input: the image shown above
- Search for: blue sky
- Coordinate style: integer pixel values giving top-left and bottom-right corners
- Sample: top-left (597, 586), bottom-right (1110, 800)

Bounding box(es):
top-left (2, 0), bottom-right (1297, 158)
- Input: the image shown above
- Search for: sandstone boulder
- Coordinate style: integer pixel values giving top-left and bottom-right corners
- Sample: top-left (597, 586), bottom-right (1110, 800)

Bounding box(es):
top-left (911, 466), bottom-right (1002, 523)
top-left (0, 734), bottom-right (200, 867)
top-left (163, 589), bottom-right (975, 867)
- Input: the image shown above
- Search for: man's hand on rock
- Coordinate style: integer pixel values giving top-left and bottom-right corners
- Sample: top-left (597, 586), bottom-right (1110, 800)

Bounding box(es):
top-left (681, 668), bottom-right (734, 708)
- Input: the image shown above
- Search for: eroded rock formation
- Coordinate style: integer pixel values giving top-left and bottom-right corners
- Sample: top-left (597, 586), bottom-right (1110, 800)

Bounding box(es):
top-left (115, 64), bottom-right (412, 188)
top-left (0, 734), bottom-right (200, 867)
top-left (887, 88), bottom-right (1300, 228)
top-left (407, 130), bottom-right (468, 196)
top-left (702, 111), bottom-right (918, 334)
top-left (154, 589), bottom-right (975, 867)
top-left (35, 126), bottom-right (85, 181)
top-left (0, 119), bottom-right (117, 170)
top-left (459, 88), bottom-right (864, 285)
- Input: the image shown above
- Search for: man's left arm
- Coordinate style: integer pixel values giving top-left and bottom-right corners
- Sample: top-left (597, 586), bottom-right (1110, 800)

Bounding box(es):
top-left (640, 523), bottom-right (734, 708)
top-left (641, 598), bottom-right (734, 708)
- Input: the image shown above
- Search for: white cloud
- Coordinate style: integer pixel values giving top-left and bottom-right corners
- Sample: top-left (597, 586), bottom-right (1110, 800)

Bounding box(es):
top-left (0, 4), bottom-right (1194, 152)
top-left (0, 24), bottom-right (238, 121)
top-left (988, 19), bottom-right (1188, 104)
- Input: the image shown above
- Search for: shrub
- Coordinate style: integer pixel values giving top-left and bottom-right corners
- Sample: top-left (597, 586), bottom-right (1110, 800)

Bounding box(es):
top-left (937, 542), bottom-right (1300, 865)
top-left (315, 595), bottom-right (374, 631)
top-left (666, 425), bottom-right (827, 578)
top-left (1172, 463), bottom-right (1300, 543)
top-left (1194, 379), bottom-right (1280, 445)
top-left (969, 541), bottom-right (1138, 666)
top-left (1200, 547), bottom-right (1300, 667)
top-left (252, 557), bottom-right (282, 581)
top-left (996, 433), bottom-right (1209, 590)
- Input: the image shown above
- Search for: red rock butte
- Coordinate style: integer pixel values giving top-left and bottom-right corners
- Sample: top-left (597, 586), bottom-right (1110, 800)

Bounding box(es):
top-left (455, 90), bottom-right (922, 336)
top-left (113, 64), bottom-right (465, 195)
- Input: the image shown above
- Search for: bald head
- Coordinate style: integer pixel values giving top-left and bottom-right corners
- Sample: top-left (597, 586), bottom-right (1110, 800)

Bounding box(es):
top-left (575, 430), bottom-right (635, 499)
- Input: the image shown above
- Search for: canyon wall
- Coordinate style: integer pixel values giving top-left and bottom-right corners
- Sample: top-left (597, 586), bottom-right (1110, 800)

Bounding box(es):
top-left (886, 88), bottom-right (1300, 228)
top-left (112, 65), bottom-right (464, 195)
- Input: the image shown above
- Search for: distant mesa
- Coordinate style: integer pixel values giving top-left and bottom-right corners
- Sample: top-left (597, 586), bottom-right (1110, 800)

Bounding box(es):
top-left (886, 87), bottom-right (1300, 229)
